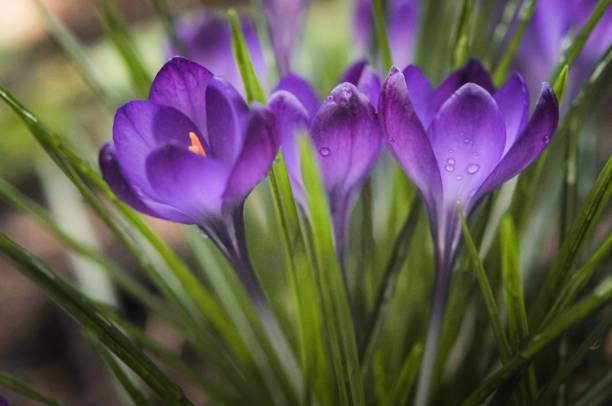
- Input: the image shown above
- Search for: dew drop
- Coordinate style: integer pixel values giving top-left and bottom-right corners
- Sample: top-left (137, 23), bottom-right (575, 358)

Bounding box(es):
top-left (455, 175), bottom-right (464, 181)
top-left (463, 138), bottom-right (471, 144)
top-left (543, 135), bottom-right (550, 144)
top-left (466, 163), bottom-right (480, 174)
top-left (444, 164), bottom-right (455, 172)
top-left (389, 66), bottom-right (400, 74)
top-left (446, 158), bottom-right (456, 165)
top-left (319, 147), bottom-right (331, 157)
top-left (389, 137), bottom-right (396, 143)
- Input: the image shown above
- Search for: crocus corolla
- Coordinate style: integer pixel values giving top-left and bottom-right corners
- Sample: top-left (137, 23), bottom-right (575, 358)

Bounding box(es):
top-left (379, 60), bottom-right (558, 405)
top-left (167, 12), bottom-right (267, 97)
top-left (99, 57), bottom-right (279, 297)
top-left (268, 61), bottom-right (383, 260)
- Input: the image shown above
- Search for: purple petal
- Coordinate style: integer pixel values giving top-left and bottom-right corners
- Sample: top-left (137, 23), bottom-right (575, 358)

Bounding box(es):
top-left (472, 84), bottom-right (558, 204)
top-left (169, 13), bottom-right (266, 96)
top-left (205, 78), bottom-right (250, 166)
top-left (339, 60), bottom-right (381, 106)
top-left (339, 59), bottom-right (367, 85)
top-left (494, 73), bottom-right (529, 154)
top-left (402, 65), bottom-right (434, 127)
top-left (311, 83), bottom-right (382, 197)
top-left (224, 106), bottom-right (280, 203)
top-left (274, 74), bottom-right (320, 120)
top-left (432, 60), bottom-right (495, 118)
top-left (268, 89), bottom-right (311, 201)
top-left (113, 100), bottom-right (205, 197)
top-left (99, 143), bottom-right (191, 223)
top-left (387, 0), bottom-right (420, 67)
top-left (428, 83), bottom-right (506, 211)
top-left (379, 67), bottom-right (442, 210)
top-left (149, 57), bottom-right (212, 137)
top-left (146, 146), bottom-right (230, 221)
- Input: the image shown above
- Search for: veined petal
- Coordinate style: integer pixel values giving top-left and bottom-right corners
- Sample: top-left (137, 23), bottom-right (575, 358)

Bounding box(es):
top-left (379, 67), bottom-right (442, 210)
top-left (146, 146), bottom-right (230, 222)
top-left (428, 83), bottom-right (506, 211)
top-left (205, 78), bottom-right (250, 166)
top-left (311, 83), bottom-right (382, 196)
top-left (224, 106), bottom-right (280, 203)
top-left (274, 73), bottom-right (320, 120)
top-left (495, 73), bottom-right (529, 154)
top-left (113, 100), bottom-right (205, 197)
top-left (99, 143), bottom-right (192, 223)
top-left (472, 84), bottom-right (558, 204)
top-left (432, 60), bottom-right (495, 119)
top-left (402, 65), bottom-right (434, 127)
top-left (149, 57), bottom-right (212, 136)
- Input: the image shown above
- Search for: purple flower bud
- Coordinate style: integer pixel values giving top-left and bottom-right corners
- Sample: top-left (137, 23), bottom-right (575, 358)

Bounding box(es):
top-left (268, 62), bottom-right (383, 258)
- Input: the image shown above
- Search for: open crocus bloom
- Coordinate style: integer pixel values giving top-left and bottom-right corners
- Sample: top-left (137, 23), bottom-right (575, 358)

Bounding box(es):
top-left (379, 60), bottom-right (559, 273)
top-left (167, 12), bottom-right (267, 97)
top-left (268, 61), bottom-right (382, 257)
top-left (99, 57), bottom-right (279, 290)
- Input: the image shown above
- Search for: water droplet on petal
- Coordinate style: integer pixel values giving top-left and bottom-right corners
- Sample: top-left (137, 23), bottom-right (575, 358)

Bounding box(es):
top-left (543, 135), bottom-right (550, 144)
top-left (326, 95), bottom-right (334, 104)
top-left (455, 175), bottom-right (464, 181)
top-left (463, 138), bottom-right (471, 144)
top-left (446, 158), bottom-right (455, 165)
top-left (388, 137), bottom-right (395, 143)
top-left (466, 163), bottom-right (480, 174)
top-left (319, 147), bottom-right (331, 157)
top-left (444, 164), bottom-right (455, 172)
top-left (389, 66), bottom-right (400, 74)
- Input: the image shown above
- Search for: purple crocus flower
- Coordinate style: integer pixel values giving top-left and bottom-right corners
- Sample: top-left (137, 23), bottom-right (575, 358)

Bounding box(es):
top-left (379, 60), bottom-right (558, 405)
top-left (167, 12), bottom-right (267, 97)
top-left (354, 0), bottom-right (420, 67)
top-left (99, 57), bottom-right (279, 297)
top-left (260, 0), bottom-right (312, 74)
top-left (519, 0), bottom-right (612, 98)
top-left (268, 61), bottom-right (383, 259)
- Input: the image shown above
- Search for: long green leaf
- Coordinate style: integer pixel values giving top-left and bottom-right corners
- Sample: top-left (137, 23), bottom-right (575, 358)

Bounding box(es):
top-left (531, 156), bottom-right (612, 325)
top-left (0, 372), bottom-right (62, 406)
top-left (386, 343), bottom-right (424, 406)
top-left (451, 0), bottom-right (474, 68)
top-left (96, 0), bottom-right (151, 97)
top-left (462, 277), bottom-right (612, 406)
top-left (458, 205), bottom-right (513, 363)
top-left (0, 234), bottom-right (191, 405)
top-left (299, 136), bottom-right (365, 405)
top-left (372, 0), bottom-right (393, 69)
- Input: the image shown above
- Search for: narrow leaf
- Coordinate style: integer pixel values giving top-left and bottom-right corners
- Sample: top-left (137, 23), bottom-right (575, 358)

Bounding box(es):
top-left (372, 0), bottom-right (393, 69)
top-left (229, 8), bottom-right (265, 103)
top-left (299, 136), bottom-right (365, 405)
top-left (386, 343), bottom-right (424, 406)
top-left (0, 372), bottom-right (62, 406)
top-left (451, 0), bottom-right (474, 68)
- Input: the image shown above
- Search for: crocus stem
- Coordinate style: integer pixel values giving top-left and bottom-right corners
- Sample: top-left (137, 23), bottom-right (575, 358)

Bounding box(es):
top-left (414, 259), bottom-right (453, 406)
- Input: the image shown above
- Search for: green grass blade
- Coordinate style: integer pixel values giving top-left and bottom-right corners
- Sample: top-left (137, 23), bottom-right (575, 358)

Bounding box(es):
top-left (33, 0), bottom-right (118, 109)
top-left (372, 0), bottom-right (393, 69)
top-left (553, 64), bottom-right (569, 104)
top-left (359, 198), bottom-right (421, 374)
top-left (96, 0), bottom-right (151, 97)
top-left (299, 136), bottom-right (365, 405)
top-left (549, 0), bottom-right (612, 82)
top-left (462, 277), bottom-right (612, 406)
top-left (492, 0), bottom-right (537, 86)
top-left (229, 8), bottom-right (265, 103)
top-left (386, 343), bottom-right (424, 406)
top-left (458, 204), bottom-right (513, 363)
top-left (531, 156), bottom-right (612, 326)
top-left (0, 372), bottom-right (62, 406)
top-left (0, 234), bottom-right (191, 405)
top-left (451, 0), bottom-right (474, 69)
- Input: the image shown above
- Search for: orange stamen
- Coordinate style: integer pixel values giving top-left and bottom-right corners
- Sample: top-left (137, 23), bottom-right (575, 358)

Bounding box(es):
top-left (188, 132), bottom-right (206, 157)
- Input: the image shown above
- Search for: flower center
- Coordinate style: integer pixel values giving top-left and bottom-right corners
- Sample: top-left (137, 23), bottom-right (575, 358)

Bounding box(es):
top-left (188, 132), bottom-right (206, 157)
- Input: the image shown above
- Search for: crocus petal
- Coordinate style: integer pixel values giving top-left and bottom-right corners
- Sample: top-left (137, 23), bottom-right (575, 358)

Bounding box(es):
top-left (403, 65), bottom-right (434, 127)
top-left (113, 100), bottom-right (204, 196)
top-left (146, 146), bottom-right (230, 222)
top-left (311, 83), bottom-right (381, 195)
top-left (494, 73), bottom-right (529, 154)
top-left (472, 84), bottom-right (558, 204)
top-left (387, 0), bottom-right (420, 67)
top-left (169, 13), bottom-right (266, 96)
top-left (149, 57), bottom-right (212, 137)
top-left (339, 60), bottom-right (381, 106)
top-left (268, 89), bottom-right (311, 203)
top-left (99, 143), bottom-right (192, 223)
top-left (428, 83), bottom-right (506, 209)
top-left (379, 67), bottom-right (442, 210)
top-left (432, 60), bottom-right (495, 118)
top-left (339, 59), bottom-right (367, 85)
top-left (274, 73), bottom-right (320, 120)
top-left (205, 78), bottom-right (250, 166)
top-left (224, 106), bottom-right (280, 203)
